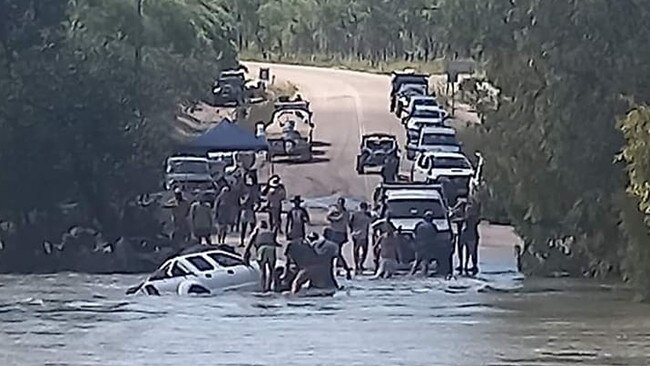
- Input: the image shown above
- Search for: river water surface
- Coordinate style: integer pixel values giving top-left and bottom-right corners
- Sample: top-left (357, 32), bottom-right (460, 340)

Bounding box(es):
top-left (1, 243), bottom-right (649, 366)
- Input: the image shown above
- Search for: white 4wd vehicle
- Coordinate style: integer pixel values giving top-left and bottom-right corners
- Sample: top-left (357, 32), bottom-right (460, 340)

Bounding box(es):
top-left (404, 107), bottom-right (447, 142)
top-left (402, 96), bottom-right (441, 118)
top-left (411, 151), bottom-right (475, 198)
top-left (382, 186), bottom-right (452, 235)
top-left (405, 126), bottom-right (460, 160)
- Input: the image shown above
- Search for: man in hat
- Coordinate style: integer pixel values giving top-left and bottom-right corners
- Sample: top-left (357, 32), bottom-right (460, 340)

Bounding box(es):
top-left (381, 152), bottom-right (399, 183)
top-left (262, 175), bottom-right (286, 234)
top-left (286, 195), bottom-right (310, 242)
top-left (349, 201), bottom-right (372, 273)
top-left (325, 197), bottom-right (352, 279)
top-left (243, 220), bottom-right (279, 292)
top-left (190, 194), bottom-right (213, 245)
top-left (410, 210), bottom-right (437, 276)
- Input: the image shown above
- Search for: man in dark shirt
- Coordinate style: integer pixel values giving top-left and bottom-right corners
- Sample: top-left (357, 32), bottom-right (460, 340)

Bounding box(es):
top-left (349, 202), bottom-right (372, 273)
top-left (285, 196), bottom-right (310, 241)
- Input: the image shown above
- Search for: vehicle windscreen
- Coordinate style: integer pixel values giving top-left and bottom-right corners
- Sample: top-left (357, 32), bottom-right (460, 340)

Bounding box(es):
top-left (386, 199), bottom-right (446, 219)
top-left (412, 109), bottom-right (441, 119)
top-left (414, 99), bottom-right (438, 108)
top-left (209, 156), bottom-right (234, 166)
top-left (432, 157), bottom-right (471, 169)
top-left (366, 139), bottom-right (395, 150)
top-left (421, 133), bottom-right (457, 146)
top-left (168, 161), bottom-right (209, 175)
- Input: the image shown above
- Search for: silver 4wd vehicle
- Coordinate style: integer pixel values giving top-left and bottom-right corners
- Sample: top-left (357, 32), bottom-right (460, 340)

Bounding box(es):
top-left (404, 106), bottom-right (448, 142)
top-left (372, 183), bottom-right (453, 265)
top-left (164, 156), bottom-right (216, 192)
top-left (260, 97), bottom-right (314, 162)
top-left (405, 126), bottom-right (460, 160)
top-left (356, 133), bottom-right (398, 174)
top-left (401, 95), bottom-right (440, 118)
top-left (212, 69), bottom-right (246, 107)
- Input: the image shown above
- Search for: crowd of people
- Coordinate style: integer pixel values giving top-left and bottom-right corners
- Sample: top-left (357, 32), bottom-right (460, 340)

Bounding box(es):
top-left (165, 167), bottom-right (482, 294)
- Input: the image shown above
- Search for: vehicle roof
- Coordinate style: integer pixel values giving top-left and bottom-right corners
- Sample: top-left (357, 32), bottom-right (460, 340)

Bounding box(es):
top-left (420, 126), bottom-right (456, 134)
top-left (363, 133), bottom-right (397, 139)
top-left (421, 151), bottom-right (469, 159)
top-left (409, 95), bottom-right (437, 101)
top-left (158, 248), bottom-right (243, 269)
top-left (413, 105), bottom-right (443, 112)
top-left (167, 156), bottom-right (209, 162)
top-left (385, 189), bottom-right (443, 201)
top-left (207, 151), bottom-right (234, 157)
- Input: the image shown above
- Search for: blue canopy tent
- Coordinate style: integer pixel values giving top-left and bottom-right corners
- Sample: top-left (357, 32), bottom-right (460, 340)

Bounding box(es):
top-left (183, 119), bottom-right (268, 153)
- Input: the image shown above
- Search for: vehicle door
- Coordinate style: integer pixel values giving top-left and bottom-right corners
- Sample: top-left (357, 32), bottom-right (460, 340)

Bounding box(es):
top-left (183, 254), bottom-right (230, 292)
top-left (412, 154), bottom-right (430, 182)
top-left (147, 260), bottom-right (191, 294)
top-left (207, 252), bottom-right (258, 289)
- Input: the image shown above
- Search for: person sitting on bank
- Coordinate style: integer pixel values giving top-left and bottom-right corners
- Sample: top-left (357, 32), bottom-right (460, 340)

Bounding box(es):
top-left (243, 220), bottom-right (279, 292)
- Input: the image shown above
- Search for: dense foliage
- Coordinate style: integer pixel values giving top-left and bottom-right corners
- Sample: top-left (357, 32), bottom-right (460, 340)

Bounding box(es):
top-left (221, 0), bottom-right (447, 63)
top-left (439, 0), bottom-right (650, 297)
top-left (0, 0), bottom-right (236, 248)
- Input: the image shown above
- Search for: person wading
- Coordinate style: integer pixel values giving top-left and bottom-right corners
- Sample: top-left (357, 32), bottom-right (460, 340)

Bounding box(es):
top-left (410, 211), bottom-right (437, 276)
top-left (349, 201), bottom-right (372, 273)
top-left (460, 193), bottom-right (481, 275)
top-left (325, 197), bottom-right (352, 280)
top-left (169, 188), bottom-right (190, 243)
top-left (374, 223), bottom-right (400, 279)
top-left (285, 195), bottom-right (310, 242)
top-left (262, 175), bottom-right (286, 235)
top-left (238, 176), bottom-right (260, 246)
top-left (243, 220), bottom-right (279, 292)
top-left (190, 195), bottom-right (213, 245)
top-left (214, 186), bottom-right (236, 244)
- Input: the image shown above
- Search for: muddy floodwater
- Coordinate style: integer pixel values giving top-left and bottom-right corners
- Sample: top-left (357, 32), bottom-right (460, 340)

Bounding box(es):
top-left (1, 240), bottom-right (649, 366)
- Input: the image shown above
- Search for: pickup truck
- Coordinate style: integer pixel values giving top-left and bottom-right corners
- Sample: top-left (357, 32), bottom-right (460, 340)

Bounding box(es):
top-left (410, 151), bottom-right (475, 203)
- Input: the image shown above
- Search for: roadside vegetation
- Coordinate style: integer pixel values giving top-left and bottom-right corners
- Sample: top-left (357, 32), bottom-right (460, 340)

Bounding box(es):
top-left (0, 0), bottom-right (237, 269)
top-left (224, 0), bottom-right (650, 299)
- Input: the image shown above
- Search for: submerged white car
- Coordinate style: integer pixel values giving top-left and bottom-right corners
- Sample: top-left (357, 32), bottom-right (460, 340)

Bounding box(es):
top-left (131, 248), bottom-right (261, 296)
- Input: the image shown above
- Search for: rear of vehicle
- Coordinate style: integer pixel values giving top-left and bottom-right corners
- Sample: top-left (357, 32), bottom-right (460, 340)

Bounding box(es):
top-left (406, 126), bottom-right (460, 160)
top-left (381, 188), bottom-right (452, 264)
top-left (356, 134), bottom-right (398, 173)
top-left (390, 73), bottom-right (429, 113)
top-left (404, 96), bottom-right (440, 118)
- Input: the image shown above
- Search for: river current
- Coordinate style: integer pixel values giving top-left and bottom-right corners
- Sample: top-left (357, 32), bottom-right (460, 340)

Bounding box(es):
top-left (1, 244), bottom-right (649, 366)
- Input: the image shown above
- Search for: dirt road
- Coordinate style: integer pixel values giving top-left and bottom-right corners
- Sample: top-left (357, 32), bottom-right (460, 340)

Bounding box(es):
top-left (245, 62), bottom-right (520, 262)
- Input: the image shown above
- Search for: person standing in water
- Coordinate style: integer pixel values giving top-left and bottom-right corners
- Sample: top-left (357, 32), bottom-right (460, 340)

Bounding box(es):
top-left (262, 175), bottom-right (286, 235)
top-left (169, 188), bottom-right (191, 243)
top-left (190, 195), bottom-right (213, 245)
top-left (410, 211), bottom-right (437, 276)
top-left (243, 220), bottom-right (278, 292)
top-left (238, 175), bottom-right (260, 246)
top-left (374, 222), bottom-right (399, 279)
top-left (285, 196), bottom-right (310, 242)
top-left (349, 201), bottom-right (372, 273)
top-left (325, 197), bottom-right (352, 280)
top-left (214, 186), bottom-right (236, 244)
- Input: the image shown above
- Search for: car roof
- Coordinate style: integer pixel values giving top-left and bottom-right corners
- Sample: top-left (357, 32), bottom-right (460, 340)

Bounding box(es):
top-left (422, 151), bottom-right (468, 159)
top-left (363, 133), bottom-right (396, 139)
top-left (410, 95), bottom-right (437, 101)
top-left (413, 105), bottom-right (443, 111)
top-left (385, 190), bottom-right (443, 201)
top-left (168, 156), bottom-right (208, 162)
top-left (420, 126), bottom-right (455, 134)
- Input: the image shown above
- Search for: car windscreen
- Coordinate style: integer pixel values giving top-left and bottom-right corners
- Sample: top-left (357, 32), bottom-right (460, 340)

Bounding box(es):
top-left (168, 161), bottom-right (209, 174)
top-left (386, 199), bottom-right (446, 219)
top-left (432, 157), bottom-right (471, 169)
top-left (414, 99), bottom-right (438, 107)
top-left (412, 109), bottom-right (441, 118)
top-left (366, 139), bottom-right (395, 150)
top-left (209, 156), bottom-right (234, 166)
top-left (421, 133), bottom-right (457, 146)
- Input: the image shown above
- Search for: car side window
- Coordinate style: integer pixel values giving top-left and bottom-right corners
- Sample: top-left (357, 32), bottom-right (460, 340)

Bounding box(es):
top-left (417, 155), bottom-right (426, 169)
top-left (150, 262), bottom-right (172, 280)
top-left (424, 156), bottom-right (432, 171)
top-left (208, 253), bottom-right (244, 267)
top-left (170, 261), bottom-right (191, 277)
top-left (186, 256), bottom-right (214, 272)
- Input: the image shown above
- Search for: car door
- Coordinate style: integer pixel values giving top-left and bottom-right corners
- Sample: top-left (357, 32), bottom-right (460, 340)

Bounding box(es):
top-left (411, 154), bottom-right (429, 182)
